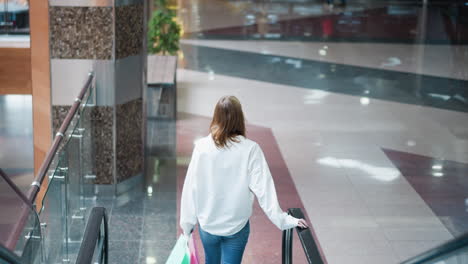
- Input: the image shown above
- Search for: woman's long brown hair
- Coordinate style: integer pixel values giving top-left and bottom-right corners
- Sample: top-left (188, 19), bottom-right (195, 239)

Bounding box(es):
top-left (210, 96), bottom-right (246, 148)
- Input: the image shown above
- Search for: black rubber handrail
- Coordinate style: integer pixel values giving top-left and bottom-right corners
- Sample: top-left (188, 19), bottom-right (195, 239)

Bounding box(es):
top-left (76, 207), bottom-right (109, 264)
top-left (401, 232), bottom-right (468, 264)
top-left (0, 244), bottom-right (22, 264)
top-left (282, 208), bottom-right (326, 264)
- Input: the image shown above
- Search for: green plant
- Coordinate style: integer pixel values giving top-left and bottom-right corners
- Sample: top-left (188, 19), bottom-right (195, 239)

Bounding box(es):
top-left (155, 0), bottom-right (168, 10)
top-left (148, 7), bottom-right (181, 55)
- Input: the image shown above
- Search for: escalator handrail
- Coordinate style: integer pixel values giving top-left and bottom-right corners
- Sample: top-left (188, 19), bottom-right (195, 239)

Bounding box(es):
top-left (282, 208), bottom-right (326, 264)
top-left (0, 244), bottom-right (22, 264)
top-left (76, 207), bottom-right (109, 264)
top-left (401, 232), bottom-right (468, 264)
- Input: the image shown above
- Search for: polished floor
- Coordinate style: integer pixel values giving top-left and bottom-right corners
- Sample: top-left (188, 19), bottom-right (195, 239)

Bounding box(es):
top-left (1, 0), bottom-right (468, 263)
top-left (174, 1), bottom-right (468, 263)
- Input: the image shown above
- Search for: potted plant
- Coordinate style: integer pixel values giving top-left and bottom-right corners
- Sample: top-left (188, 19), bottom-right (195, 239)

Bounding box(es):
top-left (146, 0), bottom-right (179, 141)
top-left (147, 0), bottom-right (181, 55)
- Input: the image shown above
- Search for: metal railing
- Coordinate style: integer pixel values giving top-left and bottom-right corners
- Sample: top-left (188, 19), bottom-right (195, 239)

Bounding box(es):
top-left (282, 208), bottom-right (326, 264)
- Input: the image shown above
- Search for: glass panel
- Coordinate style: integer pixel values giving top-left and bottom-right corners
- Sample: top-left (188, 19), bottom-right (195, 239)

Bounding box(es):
top-left (62, 86), bottom-right (94, 263)
top-left (16, 209), bottom-right (42, 264)
top-left (0, 175), bottom-right (41, 263)
top-left (38, 155), bottom-right (67, 264)
top-left (64, 133), bottom-right (86, 263)
top-left (79, 86), bottom-right (96, 214)
top-left (36, 84), bottom-right (95, 264)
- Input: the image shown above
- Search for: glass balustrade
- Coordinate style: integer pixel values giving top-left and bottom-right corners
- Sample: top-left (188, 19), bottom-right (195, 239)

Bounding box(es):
top-left (37, 79), bottom-right (95, 264)
top-left (0, 73), bottom-right (96, 264)
top-left (0, 172), bottom-right (41, 264)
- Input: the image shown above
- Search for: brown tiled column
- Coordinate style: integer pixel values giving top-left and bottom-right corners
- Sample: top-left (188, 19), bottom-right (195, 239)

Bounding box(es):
top-left (49, 0), bottom-right (147, 188)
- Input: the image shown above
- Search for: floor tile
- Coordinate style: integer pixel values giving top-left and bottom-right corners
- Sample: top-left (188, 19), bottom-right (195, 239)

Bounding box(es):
top-left (383, 227), bottom-right (453, 241)
top-left (108, 241), bottom-right (140, 264)
top-left (109, 215), bottom-right (143, 241)
top-left (138, 240), bottom-right (176, 264)
top-left (142, 215), bottom-right (177, 242)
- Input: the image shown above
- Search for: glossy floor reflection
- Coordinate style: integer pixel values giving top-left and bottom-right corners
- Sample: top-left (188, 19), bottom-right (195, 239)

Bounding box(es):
top-left (180, 43), bottom-right (468, 113)
top-left (176, 65), bottom-right (468, 263)
top-left (81, 189), bottom-right (176, 264)
top-left (384, 148), bottom-right (468, 237)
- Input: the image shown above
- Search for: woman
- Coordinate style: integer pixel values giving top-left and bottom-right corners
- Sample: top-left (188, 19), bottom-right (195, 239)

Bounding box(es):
top-left (180, 96), bottom-right (308, 264)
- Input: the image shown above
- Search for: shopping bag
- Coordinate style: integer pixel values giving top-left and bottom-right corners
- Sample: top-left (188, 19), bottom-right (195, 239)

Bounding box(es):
top-left (166, 235), bottom-right (190, 264)
top-left (188, 234), bottom-right (199, 264)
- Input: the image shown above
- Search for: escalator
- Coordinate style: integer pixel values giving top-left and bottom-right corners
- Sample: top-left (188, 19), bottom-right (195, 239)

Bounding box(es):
top-left (1, 203), bottom-right (467, 264)
top-left (75, 207), bottom-right (108, 264)
top-left (283, 208), bottom-right (468, 264)
top-left (0, 204), bottom-right (108, 264)
top-left (401, 232), bottom-right (468, 264)
top-left (0, 69), bottom-right (467, 264)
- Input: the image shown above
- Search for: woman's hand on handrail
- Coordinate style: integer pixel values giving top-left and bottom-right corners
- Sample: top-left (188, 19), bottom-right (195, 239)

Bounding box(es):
top-left (297, 219), bottom-right (309, 229)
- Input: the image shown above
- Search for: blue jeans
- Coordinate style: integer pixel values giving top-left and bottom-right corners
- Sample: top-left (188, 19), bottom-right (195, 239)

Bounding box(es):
top-left (199, 222), bottom-right (250, 264)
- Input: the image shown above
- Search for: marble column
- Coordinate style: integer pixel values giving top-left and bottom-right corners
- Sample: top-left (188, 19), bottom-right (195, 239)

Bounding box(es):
top-left (48, 0), bottom-right (146, 187)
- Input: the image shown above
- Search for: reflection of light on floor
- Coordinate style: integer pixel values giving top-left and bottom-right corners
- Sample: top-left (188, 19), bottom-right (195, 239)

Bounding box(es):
top-left (146, 256), bottom-right (156, 264)
top-left (304, 90), bottom-right (328, 104)
top-left (360, 97), bottom-right (370, 105)
top-left (208, 70), bottom-right (215, 80)
top-left (381, 57), bottom-right (401, 67)
top-left (285, 58), bottom-right (302, 69)
top-left (317, 157), bottom-right (400, 182)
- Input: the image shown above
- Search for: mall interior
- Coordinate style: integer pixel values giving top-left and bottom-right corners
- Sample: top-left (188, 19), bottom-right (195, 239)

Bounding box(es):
top-left (1, 0), bottom-right (468, 263)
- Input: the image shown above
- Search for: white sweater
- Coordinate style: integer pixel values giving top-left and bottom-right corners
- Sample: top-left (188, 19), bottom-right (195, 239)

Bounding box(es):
top-left (180, 135), bottom-right (299, 236)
